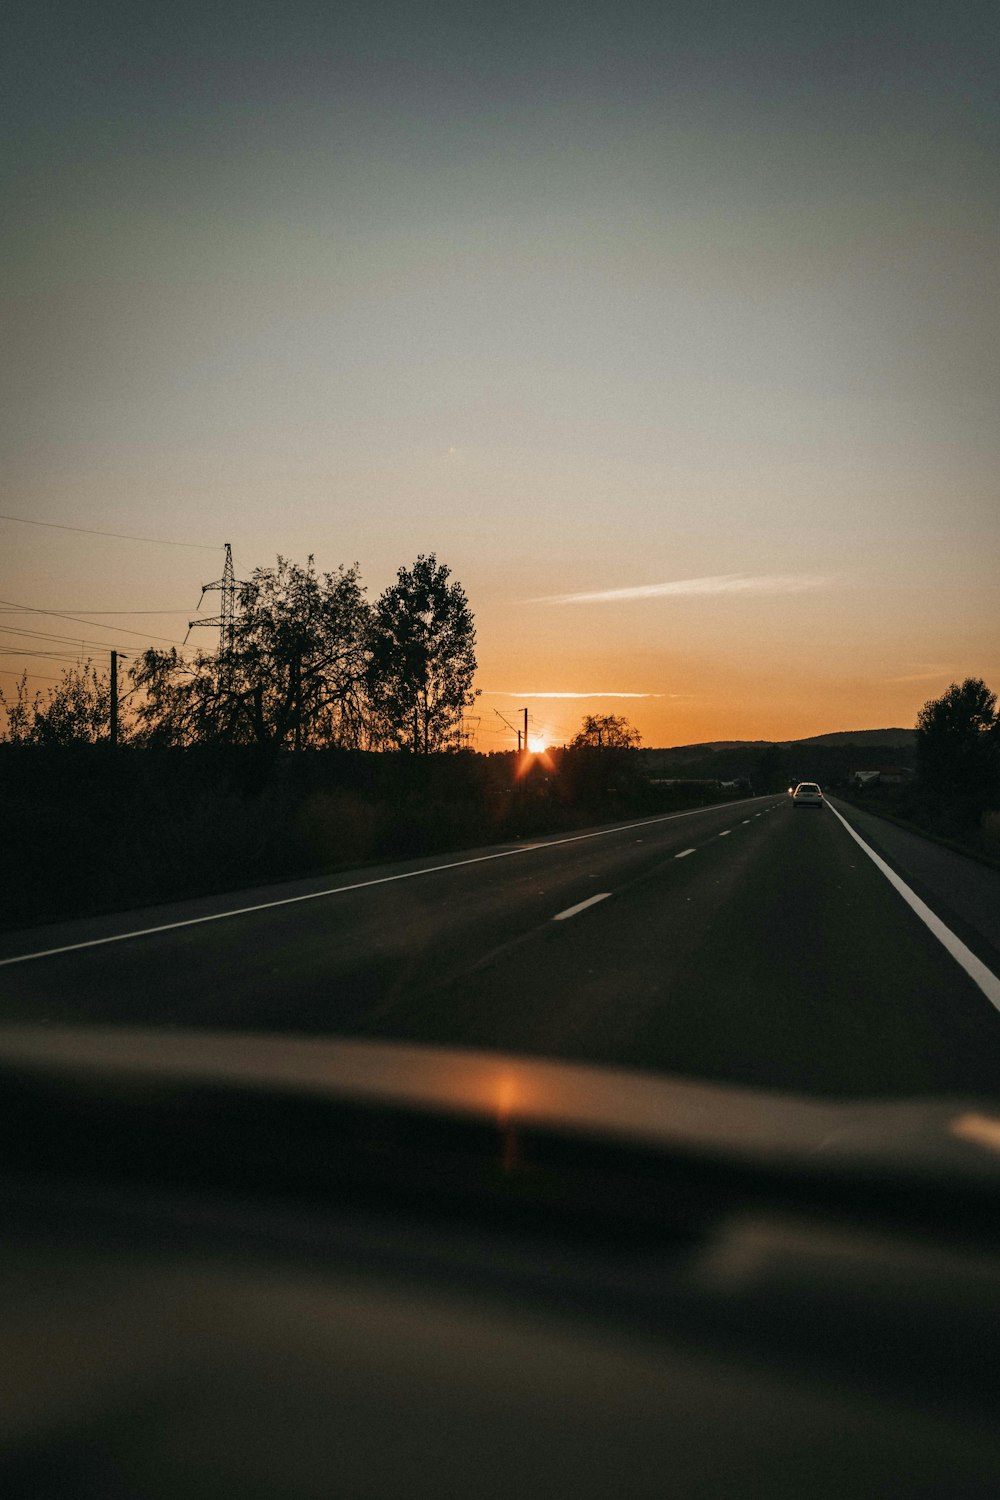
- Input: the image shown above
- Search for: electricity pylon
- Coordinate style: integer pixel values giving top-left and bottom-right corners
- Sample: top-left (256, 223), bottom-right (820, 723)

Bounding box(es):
top-left (187, 542), bottom-right (241, 656)
top-left (185, 543), bottom-right (250, 691)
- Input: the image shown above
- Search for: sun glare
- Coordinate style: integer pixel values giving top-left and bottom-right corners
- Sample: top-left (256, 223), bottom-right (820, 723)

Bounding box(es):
top-left (528, 735), bottom-right (547, 754)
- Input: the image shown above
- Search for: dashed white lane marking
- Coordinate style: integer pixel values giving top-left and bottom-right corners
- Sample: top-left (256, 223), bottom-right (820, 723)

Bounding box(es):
top-left (741, 820), bottom-right (751, 825)
top-left (828, 802), bottom-right (1000, 1012)
top-left (552, 893), bottom-right (611, 922)
top-left (1, 797), bottom-right (768, 968)
top-left (675, 848), bottom-right (696, 859)
top-left (718, 830), bottom-right (731, 837)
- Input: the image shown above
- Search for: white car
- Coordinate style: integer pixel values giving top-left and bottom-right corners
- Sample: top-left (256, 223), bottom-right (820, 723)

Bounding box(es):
top-left (792, 782), bottom-right (824, 808)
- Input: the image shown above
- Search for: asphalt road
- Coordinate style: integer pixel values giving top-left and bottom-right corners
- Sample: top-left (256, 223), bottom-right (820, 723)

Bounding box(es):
top-left (3, 795), bottom-right (1000, 1099)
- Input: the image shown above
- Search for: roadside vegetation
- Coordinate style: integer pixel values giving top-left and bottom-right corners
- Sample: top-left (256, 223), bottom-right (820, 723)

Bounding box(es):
top-left (0, 741), bottom-right (742, 930)
top-left (840, 678), bottom-right (1000, 867)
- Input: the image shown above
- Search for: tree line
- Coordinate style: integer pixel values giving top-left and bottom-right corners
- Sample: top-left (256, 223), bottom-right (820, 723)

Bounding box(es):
top-left (0, 553), bottom-right (478, 754)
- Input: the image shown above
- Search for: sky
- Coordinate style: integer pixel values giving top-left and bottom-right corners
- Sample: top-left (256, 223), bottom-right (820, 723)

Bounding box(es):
top-left (3, 0), bottom-right (998, 750)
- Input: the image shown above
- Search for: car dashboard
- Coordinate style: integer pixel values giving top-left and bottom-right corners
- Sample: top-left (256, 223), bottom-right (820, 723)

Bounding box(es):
top-left (2, 1026), bottom-right (1000, 1498)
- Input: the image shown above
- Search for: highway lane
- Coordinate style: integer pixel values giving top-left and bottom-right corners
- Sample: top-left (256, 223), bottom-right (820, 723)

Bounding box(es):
top-left (0, 797), bottom-right (768, 1023)
top-left (2, 795), bottom-right (999, 1099)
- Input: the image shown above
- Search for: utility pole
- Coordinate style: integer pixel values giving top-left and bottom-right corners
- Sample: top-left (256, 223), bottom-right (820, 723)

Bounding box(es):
top-left (109, 649), bottom-right (127, 748)
top-left (523, 707), bottom-right (529, 754)
top-left (110, 650), bottom-right (118, 748)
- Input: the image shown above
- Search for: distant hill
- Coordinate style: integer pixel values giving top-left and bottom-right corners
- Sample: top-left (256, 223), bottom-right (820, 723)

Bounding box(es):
top-left (641, 739), bottom-right (769, 767)
top-left (648, 728), bottom-right (914, 758)
top-left (641, 728), bottom-right (917, 788)
top-left (674, 739), bottom-right (771, 752)
top-left (785, 728), bottom-right (915, 749)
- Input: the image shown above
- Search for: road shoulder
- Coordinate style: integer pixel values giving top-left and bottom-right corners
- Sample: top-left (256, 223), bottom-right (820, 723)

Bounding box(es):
top-left (828, 798), bottom-right (1000, 977)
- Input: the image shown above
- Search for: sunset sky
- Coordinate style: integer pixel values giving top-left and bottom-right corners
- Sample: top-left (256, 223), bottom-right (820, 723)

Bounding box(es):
top-left (4, 0), bottom-right (998, 749)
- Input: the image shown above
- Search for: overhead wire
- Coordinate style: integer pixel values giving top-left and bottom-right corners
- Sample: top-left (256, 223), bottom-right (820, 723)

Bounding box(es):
top-left (0, 649), bottom-right (100, 662)
top-left (0, 624), bottom-right (129, 650)
top-left (0, 668), bottom-right (64, 681)
top-left (0, 608), bottom-right (189, 616)
top-left (0, 513), bottom-right (218, 550)
top-left (0, 598), bottom-right (187, 647)
top-left (529, 710), bottom-right (575, 742)
top-left (0, 520), bottom-right (220, 702)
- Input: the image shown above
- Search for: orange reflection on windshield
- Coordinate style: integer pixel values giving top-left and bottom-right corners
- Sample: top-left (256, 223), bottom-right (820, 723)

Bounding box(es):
top-left (951, 1113), bottom-right (1000, 1154)
top-left (495, 1073), bottom-right (520, 1172)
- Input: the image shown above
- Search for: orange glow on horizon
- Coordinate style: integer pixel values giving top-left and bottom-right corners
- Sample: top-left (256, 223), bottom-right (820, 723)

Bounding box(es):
top-left (469, 632), bottom-right (1000, 750)
top-left (515, 746), bottom-right (556, 777)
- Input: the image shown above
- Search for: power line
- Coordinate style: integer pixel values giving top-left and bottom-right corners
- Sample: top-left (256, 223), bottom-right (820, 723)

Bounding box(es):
top-left (0, 513), bottom-right (218, 550)
top-left (0, 649), bottom-right (98, 661)
top-left (0, 608), bottom-right (188, 616)
top-left (0, 598), bottom-right (186, 647)
top-left (0, 625), bottom-right (126, 650)
top-left (529, 710), bottom-right (574, 740)
top-left (0, 668), bottom-right (64, 681)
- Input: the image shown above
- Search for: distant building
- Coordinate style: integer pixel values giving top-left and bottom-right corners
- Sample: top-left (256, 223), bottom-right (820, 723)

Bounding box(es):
top-left (850, 768), bottom-right (915, 789)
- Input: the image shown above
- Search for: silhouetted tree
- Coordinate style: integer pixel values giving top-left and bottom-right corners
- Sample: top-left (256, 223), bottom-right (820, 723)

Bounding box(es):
top-left (367, 554), bottom-right (477, 752)
top-left (916, 677), bottom-right (999, 821)
top-left (752, 743), bottom-right (788, 794)
top-left (0, 661), bottom-right (114, 744)
top-left (569, 713), bottom-right (642, 749)
top-left (131, 558), bottom-right (371, 750)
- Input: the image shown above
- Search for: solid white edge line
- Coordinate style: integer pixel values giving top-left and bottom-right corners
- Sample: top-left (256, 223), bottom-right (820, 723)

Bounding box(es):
top-left (552, 892), bottom-right (612, 922)
top-left (0, 796), bottom-right (766, 967)
top-left (827, 801), bottom-right (1000, 1013)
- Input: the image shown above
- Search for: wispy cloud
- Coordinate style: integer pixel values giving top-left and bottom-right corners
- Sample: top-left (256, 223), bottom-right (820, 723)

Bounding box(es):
top-left (481, 690), bottom-right (672, 699)
top-left (882, 668), bottom-right (952, 684)
top-left (531, 574), bottom-right (828, 605)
